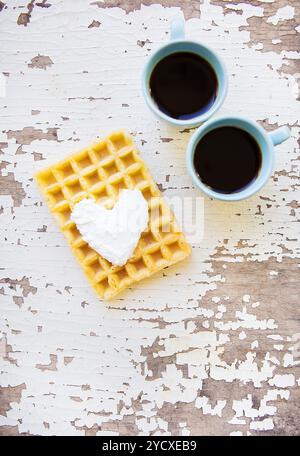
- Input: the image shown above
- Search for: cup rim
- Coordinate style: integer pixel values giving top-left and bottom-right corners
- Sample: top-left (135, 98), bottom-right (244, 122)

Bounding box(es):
top-left (186, 116), bottom-right (274, 201)
top-left (142, 40), bottom-right (228, 127)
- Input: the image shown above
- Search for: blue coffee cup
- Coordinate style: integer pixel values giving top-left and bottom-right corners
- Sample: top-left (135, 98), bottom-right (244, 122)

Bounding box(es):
top-left (186, 116), bottom-right (291, 201)
top-left (142, 18), bottom-right (228, 127)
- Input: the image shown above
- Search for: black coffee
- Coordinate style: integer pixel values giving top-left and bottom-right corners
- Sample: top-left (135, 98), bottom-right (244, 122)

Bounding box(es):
top-left (149, 52), bottom-right (218, 120)
top-left (193, 127), bottom-right (262, 194)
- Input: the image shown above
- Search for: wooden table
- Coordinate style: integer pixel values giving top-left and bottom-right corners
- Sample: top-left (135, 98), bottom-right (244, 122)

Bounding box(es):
top-left (0, 0), bottom-right (299, 436)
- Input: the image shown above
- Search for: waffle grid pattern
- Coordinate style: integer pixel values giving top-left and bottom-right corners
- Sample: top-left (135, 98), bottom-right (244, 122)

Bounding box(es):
top-left (35, 131), bottom-right (191, 299)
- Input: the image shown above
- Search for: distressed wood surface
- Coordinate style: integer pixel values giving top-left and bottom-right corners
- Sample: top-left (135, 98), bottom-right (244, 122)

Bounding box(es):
top-left (0, 0), bottom-right (299, 436)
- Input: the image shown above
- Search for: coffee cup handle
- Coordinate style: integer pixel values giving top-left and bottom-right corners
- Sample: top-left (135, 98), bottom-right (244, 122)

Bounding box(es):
top-left (268, 126), bottom-right (290, 146)
top-left (170, 18), bottom-right (185, 41)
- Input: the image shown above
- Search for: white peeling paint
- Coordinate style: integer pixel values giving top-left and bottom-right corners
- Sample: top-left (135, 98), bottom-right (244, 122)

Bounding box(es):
top-left (0, 0), bottom-right (299, 437)
top-left (283, 353), bottom-right (297, 368)
top-left (239, 331), bottom-right (247, 340)
top-left (195, 397), bottom-right (226, 417)
top-left (250, 418), bottom-right (274, 431)
top-left (269, 374), bottom-right (295, 388)
top-left (268, 335), bottom-right (284, 341)
top-left (267, 6), bottom-right (295, 26)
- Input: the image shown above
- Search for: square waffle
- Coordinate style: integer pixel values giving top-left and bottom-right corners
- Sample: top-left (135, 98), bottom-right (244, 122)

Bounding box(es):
top-left (35, 131), bottom-right (191, 300)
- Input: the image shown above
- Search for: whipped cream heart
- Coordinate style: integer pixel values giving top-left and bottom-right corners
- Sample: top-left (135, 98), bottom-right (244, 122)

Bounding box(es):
top-left (71, 189), bottom-right (149, 266)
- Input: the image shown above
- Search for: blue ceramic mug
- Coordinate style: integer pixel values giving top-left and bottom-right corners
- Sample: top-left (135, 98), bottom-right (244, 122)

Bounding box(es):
top-left (142, 18), bottom-right (228, 128)
top-left (186, 116), bottom-right (291, 201)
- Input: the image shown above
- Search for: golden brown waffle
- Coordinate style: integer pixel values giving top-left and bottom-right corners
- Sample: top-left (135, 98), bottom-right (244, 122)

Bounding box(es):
top-left (35, 131), bottom-right (191, 299)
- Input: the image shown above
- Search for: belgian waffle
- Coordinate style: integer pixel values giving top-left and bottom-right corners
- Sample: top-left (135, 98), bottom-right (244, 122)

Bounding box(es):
top-left (35, 131), bottom-right (191, 299)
